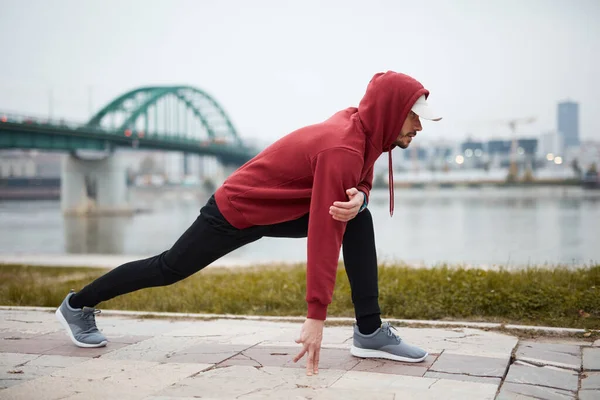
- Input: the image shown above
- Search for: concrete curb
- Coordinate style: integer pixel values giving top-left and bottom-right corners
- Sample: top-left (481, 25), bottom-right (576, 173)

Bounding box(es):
top-left (0, 305), bottom-right (590, 335)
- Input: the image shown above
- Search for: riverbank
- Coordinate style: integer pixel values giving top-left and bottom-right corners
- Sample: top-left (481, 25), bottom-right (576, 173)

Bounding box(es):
top-left (1, 263), bottom-right (599, 331)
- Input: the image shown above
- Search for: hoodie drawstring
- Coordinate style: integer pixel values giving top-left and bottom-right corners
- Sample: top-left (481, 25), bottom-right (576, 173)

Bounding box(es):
top-left (388, 151), bottom-right (394, 216)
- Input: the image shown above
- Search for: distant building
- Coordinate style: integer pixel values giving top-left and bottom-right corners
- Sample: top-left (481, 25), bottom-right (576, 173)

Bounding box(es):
top-left (0, 150), bottom-right (61, 178)
top-left (400, 147), bottom-right (428, 161)
top-left (485, 138), bottom-right (537, 169)
top-left (461, 140), bottom-right (484, 154)
top-left (487, 140), bottom-right (512, 155)
top-left (558, 101), bottom-right (579, 149)
top-left (578, 140), bottom-right (600, 171)
top-left (539, 131), bottom-right (563, 157)
top-left (517, 139), bottom-right (538, 156)
top-left (431, 144), bottom-right (453, 161)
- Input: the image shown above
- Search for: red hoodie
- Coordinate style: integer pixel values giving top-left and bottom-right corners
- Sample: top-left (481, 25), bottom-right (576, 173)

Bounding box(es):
top-left (215, 71), bottom-right (429, 320)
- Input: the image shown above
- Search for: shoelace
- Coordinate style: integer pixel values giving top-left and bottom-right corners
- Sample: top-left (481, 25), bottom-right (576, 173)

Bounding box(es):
top-left (81, 309), bottom-right (101, 334)
top-left (381, 322), bottom-right (402, 343)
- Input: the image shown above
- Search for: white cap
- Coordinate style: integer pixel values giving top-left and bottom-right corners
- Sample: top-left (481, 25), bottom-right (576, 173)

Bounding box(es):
top-left (411, 95), bottom-right (442, 121)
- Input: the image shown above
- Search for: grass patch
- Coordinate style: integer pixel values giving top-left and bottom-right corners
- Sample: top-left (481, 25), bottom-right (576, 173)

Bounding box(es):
top-left (1, 263), bottom-right (599, 330)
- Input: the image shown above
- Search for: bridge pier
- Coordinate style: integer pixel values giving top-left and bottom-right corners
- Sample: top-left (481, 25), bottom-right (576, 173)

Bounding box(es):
top-left (61, 152), bottom-right (132, 216)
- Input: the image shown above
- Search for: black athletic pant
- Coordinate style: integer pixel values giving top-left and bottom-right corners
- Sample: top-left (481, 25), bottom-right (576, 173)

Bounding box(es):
top-left (70, 195), bottom-right (381, 328)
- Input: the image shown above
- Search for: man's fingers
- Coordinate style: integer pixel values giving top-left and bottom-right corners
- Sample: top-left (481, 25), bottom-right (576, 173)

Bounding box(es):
top-left (293, 347), bottom-right (307, 363)
top-left (314, 348), bottom-right (320, 374)
top-left (346, 188), bottom-right (359, 196)
top-left (330, 208), bottom-right (359, 221)
top-left (330, 207), bottom-right (359, 218)
top-left (331, 211), bottom-right (351, 220)
top-left (332, 201), bottom-right (354, 209)
top-left (330, 208), bottom-right (351, 217)
top-left (331, 205), bottom-right (359, 214)
top-left (306, 349), bottom-right (314, 376)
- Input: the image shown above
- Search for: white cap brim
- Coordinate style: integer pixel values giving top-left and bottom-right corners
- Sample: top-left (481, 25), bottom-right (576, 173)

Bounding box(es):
top-left (411, 95), bottom-right (442, 121)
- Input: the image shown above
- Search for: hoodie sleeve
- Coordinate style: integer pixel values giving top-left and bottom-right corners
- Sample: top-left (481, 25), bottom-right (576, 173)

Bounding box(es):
top-left (306, 148), bottom-right (363, 320)
top-left (356, 164), bottom-right (374, 203)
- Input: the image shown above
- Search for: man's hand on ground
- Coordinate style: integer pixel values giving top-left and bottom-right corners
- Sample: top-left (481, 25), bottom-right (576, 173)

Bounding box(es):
top-left (293, 318), bottom-right (324, 376)
top-left (330, 187), bottom-right (364, 222)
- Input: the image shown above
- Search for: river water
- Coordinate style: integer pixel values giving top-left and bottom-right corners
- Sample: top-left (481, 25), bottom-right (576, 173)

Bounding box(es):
top-left (1, 186), bottom-right (599, 268)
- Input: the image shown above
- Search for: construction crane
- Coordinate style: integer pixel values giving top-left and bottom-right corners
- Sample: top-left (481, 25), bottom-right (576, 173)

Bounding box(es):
top-left (506, 117), bottom-right (536, 181)
top-left (462, 116), bottom-right (536, 179)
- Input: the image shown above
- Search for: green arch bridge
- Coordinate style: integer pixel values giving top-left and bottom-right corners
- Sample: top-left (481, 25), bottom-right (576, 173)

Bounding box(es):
top-left (0, 85), bottom-right (259, 166)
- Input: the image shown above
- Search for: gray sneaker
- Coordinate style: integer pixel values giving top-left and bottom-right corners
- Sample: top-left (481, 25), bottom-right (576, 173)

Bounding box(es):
top-left (351, 322), bottom-right (428, 362)
top-left (55, 291), bottom-right (108, 348)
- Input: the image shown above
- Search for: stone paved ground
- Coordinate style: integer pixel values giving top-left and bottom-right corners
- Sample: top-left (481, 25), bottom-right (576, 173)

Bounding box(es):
top-left (0, 309), bottom-right (598, 399)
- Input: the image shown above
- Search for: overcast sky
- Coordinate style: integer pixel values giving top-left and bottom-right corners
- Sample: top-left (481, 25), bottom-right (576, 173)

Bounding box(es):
top-left (0, 0), bottom-right (598, 144)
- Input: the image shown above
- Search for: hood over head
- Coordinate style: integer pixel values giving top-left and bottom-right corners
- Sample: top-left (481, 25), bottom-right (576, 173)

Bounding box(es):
top-left (355, 71), bottom-right (430, 216)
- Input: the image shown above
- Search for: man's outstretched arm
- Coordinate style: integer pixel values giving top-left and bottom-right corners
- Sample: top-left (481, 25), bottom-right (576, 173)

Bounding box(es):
top-left (293, 148), bottom-right (363, 376)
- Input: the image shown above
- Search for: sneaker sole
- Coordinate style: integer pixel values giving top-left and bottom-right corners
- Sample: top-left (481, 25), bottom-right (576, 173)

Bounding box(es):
top-left (55, 308), bottom-right (107, 348)
top-left (350, 345), bottom-right (428, 363)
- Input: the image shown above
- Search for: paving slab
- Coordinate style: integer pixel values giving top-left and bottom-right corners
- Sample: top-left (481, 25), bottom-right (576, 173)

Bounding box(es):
top-left (330, 370), bottom-right (498, 399)
top-left (97, 316), bottom-right (194, 337)
top-left (0, 331), bottom-right (39, 340)
top-left (0, 310), bottom-right (58, 335)
top-left (1, 353), bottom-right (41, 389)
top-left (498, 382), bottom-right (576, 399)
top-left (516, 341), bottom-right (581, 370)
top-left (145, 397), bottom-right (224, 400)
top-left (223, 345), bottom-right (296, 369)
top-left (226, 345), bottom-right (363, 371)
top-left (101, 336), bottom-right (214, 362)
top-left (351, 354), bottom-right (438, 377)
top-left (264, 325), bottom-right (518, 355)
top-left (397, 327), bottom-right (518, 358)
top-left (215, 353), bottom-right (263, 368)
top-left (0, 354), bottom-right (88, 390)
top-left (163, 319), bottom-right (300, 345)
top-left (258, 325), bottom-right (354, 348)
top-left (285, 347), bottom-right (361, 371)
top-left (161, 343), bottom-right (250, 364)
top-left (155, 365), bottom-right (345, 399)
top-left (36, 330), bottom-right (151, 345)
top-left (0, 337), bottom-right (62, 355)
top-left (504, 364), bottom-right (579, 392)
top-left (531, 337), bottom-right (591, 346)
top-left (260, 340), bottom-right (350, 350)
top-left (581, 371), bottom-right (600, 390)
top-left (0, 353), bottom-right (38, 366)
top-left (579, 371), bottom-right (600, 400)
top-left (583, 347), bottom-right (600, 371)
top-left (429, 352), bottom-right (509, 377)
top-left (44, 342), bottom-right (128, 357)
top-left (22, 354), bottom-right (86, 368)
top-left (424, 371), bottom-right (501, 385)
top-left (0, 330), bottom-right (128, 358)
top-left (230, 386), bottom-right (396, 400)
top-left (321, 326), bottom-right (354, 345)
top-left (0, 363), bottom-right (62, 389)
top-left (580, 390), bottom-right (600, 400)
top-left (0, 358), bottom-right (211, 400)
